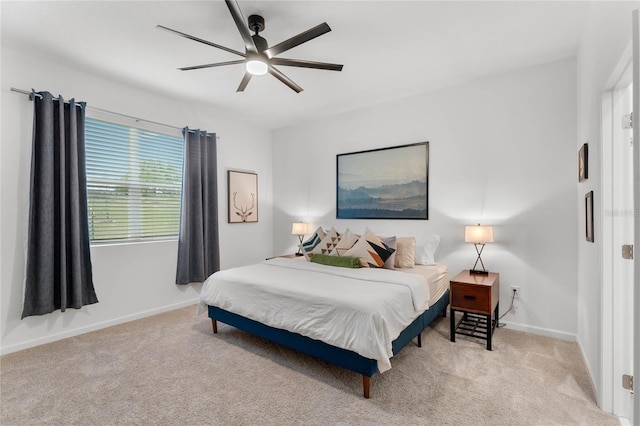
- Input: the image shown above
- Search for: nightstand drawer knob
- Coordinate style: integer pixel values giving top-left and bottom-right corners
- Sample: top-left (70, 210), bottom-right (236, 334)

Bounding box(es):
top-left (463, 295), bottom-right (477, 300)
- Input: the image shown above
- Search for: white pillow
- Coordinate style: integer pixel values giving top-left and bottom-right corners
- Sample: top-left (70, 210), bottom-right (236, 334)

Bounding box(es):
top-left (415, 234), bottom-right (440, 265)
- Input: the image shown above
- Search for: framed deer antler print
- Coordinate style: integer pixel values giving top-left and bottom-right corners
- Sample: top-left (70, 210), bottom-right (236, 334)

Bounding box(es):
top-left (228, 170), bottom-right (258, 223)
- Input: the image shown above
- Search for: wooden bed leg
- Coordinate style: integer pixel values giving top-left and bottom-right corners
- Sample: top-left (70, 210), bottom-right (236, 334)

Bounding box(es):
top-left (442, 306), bottom-right (447, 318)
top-left (211, 319), bottom-right (218, 334)
top-left (363, 375), bottom-right (371, 399)
top-left (417, 332), bottom-right (422, 348)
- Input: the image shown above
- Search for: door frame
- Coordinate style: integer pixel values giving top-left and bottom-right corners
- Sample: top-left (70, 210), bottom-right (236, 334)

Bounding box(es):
top-left (632, 9), bottom-right (639, 425)
top-left (601, 40), bottom-right (633, 417)
top-left (601, 10), bottom-right (639, 422)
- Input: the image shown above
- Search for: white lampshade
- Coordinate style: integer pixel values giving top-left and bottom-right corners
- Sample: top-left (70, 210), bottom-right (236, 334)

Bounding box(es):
top-left (291, 222), bottom-right (310, 236)
top-left (465, 225), bottom-right (494, 244)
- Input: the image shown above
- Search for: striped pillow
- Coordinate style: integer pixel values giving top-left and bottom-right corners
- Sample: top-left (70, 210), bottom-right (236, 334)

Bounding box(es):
top-left (300, 226), bottom-right (326, 260)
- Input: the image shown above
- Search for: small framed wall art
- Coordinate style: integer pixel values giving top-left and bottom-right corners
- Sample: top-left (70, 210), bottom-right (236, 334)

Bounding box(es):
top-left (585, 190), bottom-right (594, 242)
top-left (579, 143), bottom-right (588, 182)
top-left (228, 170), bottom-right (258, 223)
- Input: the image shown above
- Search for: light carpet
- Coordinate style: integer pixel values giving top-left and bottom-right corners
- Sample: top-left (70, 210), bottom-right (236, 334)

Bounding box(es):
top-left (0, 305), bottom-right (619, 425)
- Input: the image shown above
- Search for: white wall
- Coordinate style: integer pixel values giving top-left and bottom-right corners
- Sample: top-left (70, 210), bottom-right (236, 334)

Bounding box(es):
top-left (0, 47), bottom-right (273, 354)
top-left (576, 2), bottom-right (638, 409)
top-left (273, 58), bottom-right (578, 339)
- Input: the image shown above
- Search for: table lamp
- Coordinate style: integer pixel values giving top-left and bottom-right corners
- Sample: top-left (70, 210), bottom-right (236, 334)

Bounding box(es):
top-left (291, 222), bottom-right (310, 256)
top-left (465, 224), bottom-right (494, 274)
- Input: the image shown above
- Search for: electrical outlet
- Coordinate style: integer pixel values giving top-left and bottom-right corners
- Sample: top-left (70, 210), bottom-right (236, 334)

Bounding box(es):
top-left (510, 286), bottom-right (520, 298)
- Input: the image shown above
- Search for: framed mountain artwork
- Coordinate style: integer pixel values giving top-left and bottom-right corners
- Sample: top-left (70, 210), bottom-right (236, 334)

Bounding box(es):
top-left (336, 142), bottom-right (428, 220)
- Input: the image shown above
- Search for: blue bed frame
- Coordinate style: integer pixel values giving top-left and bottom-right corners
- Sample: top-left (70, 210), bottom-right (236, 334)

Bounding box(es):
top-left (207, 289), bottom-right (449, 398)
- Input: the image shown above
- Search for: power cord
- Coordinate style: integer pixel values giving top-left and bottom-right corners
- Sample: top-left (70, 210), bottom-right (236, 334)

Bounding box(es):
top-left (496, 288), bottom-right (517, 328)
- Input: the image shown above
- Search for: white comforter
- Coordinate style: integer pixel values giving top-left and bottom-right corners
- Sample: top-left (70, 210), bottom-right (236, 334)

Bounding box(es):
top-left (198, 258), bottom-right (431, 372)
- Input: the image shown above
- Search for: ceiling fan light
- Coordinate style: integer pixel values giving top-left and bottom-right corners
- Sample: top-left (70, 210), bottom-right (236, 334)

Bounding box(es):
top-left (246, 59), bottom-right (268, 76)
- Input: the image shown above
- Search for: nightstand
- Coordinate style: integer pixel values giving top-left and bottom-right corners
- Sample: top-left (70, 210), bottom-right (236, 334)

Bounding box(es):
top-left (449, 270), bottom-right (500, 350)
top-left (265, 254), bottom-right (304, 260)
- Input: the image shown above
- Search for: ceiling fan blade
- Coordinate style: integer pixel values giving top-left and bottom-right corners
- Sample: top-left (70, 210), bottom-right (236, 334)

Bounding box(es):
top-left (264, 22), bottom-right (331, 58)
top-left (178, 60), bottom-right (245, 71)
top-left (268, 65), bottom-right (303, 93)
top-left (270, 58), bottom-right (343, 72)
top-left (237, 72), bottom-right (253, 92)
top-left (157, 25), bottom-right (245, 57)
top-left (225, 0), bottom-right (257, 53)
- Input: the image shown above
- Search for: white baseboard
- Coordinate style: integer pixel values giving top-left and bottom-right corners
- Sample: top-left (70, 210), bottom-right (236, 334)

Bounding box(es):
top-left (501, 320), bottom-right (577, 342)
top-left (576, 335), bottom-right (601, 409)
top-left (0, 298), bottom-right (200, 356)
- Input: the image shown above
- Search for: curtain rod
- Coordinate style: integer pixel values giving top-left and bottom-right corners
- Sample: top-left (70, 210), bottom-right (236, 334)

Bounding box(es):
top-left (11, 87), bottom-right (82, 104)
top-left (10, 87), bottom-right (219, 138)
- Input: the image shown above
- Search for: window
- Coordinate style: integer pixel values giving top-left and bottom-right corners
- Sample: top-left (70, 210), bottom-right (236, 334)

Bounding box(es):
top-left (85, 117), bottom-right (183, 242)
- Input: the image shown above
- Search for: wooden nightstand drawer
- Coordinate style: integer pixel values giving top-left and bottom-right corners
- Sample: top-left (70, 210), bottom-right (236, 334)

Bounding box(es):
top-left (451, 283), bottom-right (491, 313)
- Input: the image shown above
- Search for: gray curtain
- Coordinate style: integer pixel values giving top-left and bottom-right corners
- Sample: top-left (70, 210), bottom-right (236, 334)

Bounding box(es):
top-left (22, 91), bottom-right (98, 319)
top-left (176, 128), bottom-right (220, 284)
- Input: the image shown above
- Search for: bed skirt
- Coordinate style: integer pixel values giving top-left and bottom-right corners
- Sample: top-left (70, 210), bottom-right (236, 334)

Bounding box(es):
top-left (207, 289), bottom-right (449, 394)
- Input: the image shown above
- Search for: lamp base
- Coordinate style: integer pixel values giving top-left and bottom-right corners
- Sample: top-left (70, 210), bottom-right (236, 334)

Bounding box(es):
top-left (470, 244), bottom-right (489, 275)
top-left (295, 235), bottom-right (305, 257)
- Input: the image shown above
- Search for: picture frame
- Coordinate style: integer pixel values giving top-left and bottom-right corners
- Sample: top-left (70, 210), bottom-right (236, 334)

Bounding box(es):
top-left (228, 170), bottom-right (258, 223)
top-left (579, 143), bottom-right (588, 182)
top-left (336, 142), bottom-right (429, 219)
top-left (585, 190), bottom-right (594, 242)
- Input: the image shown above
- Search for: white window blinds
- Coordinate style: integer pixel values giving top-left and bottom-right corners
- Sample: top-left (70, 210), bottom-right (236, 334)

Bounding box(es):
top-left (85, 117), bottom-right (183, 242)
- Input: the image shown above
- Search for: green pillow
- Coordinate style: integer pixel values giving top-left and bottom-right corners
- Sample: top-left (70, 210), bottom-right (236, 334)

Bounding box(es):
top-left (310, 254), bottom-right (360, 269)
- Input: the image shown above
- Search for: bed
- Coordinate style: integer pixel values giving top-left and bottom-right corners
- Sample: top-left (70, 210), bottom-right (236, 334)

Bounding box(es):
top-left (198, 257), bottom-right (449, 398)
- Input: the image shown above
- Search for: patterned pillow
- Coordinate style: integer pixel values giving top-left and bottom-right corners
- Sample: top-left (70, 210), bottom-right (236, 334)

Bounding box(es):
top-left (300, 226), bottom-right (326, 260)
top-left (395, 237), bottom-right (416, 268)
top-left (381, 235), bottom-right (397, 270)
top-left (329, 228), bottom-right (359, 256)
top-left (343, 231), bottom-right (395, 268)
top-left (312, 227), bottom-right (341, 256)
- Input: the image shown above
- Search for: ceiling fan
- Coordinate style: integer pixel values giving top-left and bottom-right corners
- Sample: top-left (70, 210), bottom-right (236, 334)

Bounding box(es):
top-left (157, 0), bottom-right (343, 93)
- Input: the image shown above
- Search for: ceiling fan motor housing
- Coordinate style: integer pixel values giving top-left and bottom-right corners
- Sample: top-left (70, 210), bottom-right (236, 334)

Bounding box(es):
top-left (248, 15), bottom-right (265, 33)
top-left (248, 15), bottom-right (268, 52)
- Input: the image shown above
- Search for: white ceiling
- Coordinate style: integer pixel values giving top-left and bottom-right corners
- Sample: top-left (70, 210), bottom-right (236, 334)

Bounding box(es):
top-left (1, 1), bottom-right (591, 130)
